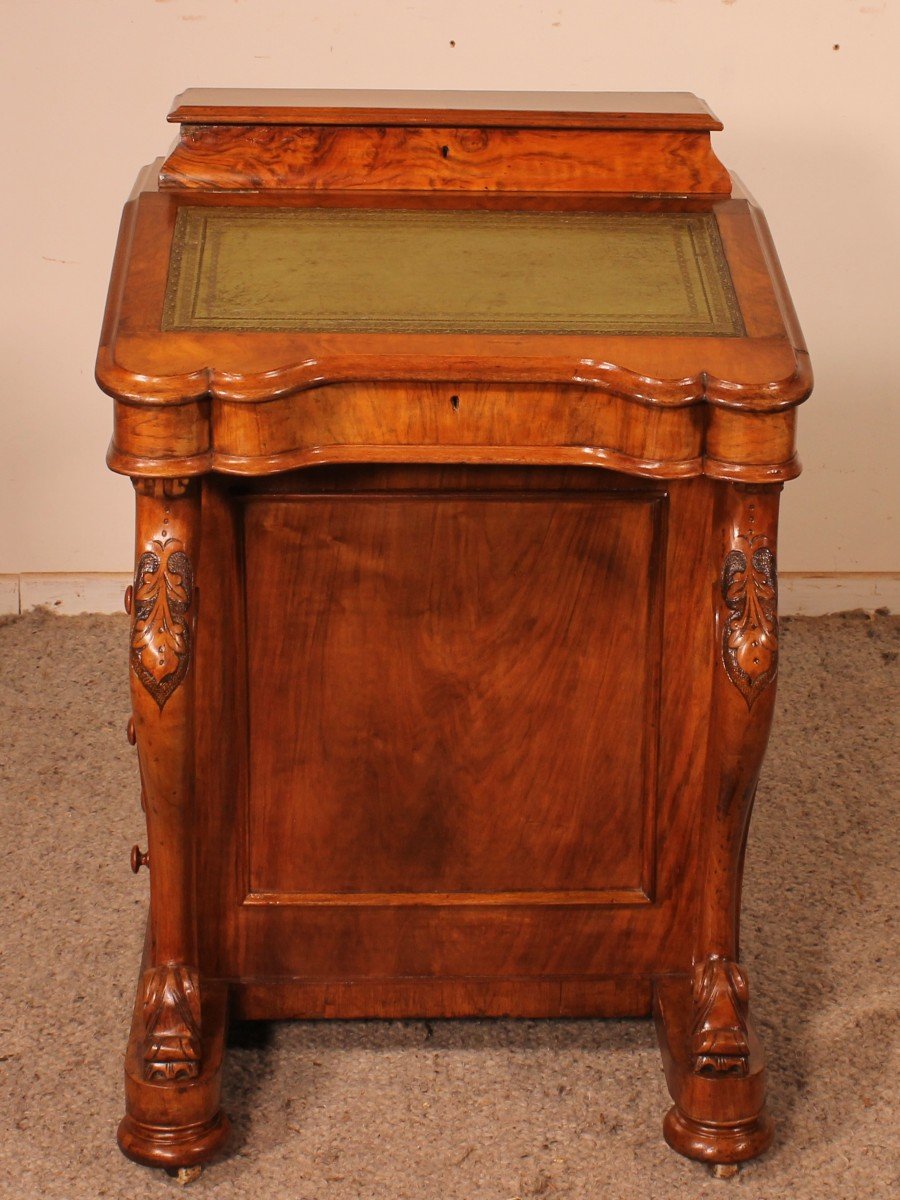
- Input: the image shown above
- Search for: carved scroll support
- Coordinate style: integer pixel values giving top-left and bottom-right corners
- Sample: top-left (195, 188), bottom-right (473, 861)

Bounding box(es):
top-left (119, 477), bottom-right (230, 1170)
top-left (129, 477), bottom-right (202, 1082)
top-left (653, 482), bottom-right (780, 1167)
top-left (699, 482), bottom-right (781, 969)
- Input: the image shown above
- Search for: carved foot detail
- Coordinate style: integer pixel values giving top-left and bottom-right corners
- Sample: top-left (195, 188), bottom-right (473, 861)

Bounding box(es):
top-left (120, 954), bottom-right (229, 1170)
top-left (690, 957), bottom-right (750, 1077)
top-left (654, 975), bottom-right (771, 1166)
top-left (142, 965), bottom-right (202, 1081)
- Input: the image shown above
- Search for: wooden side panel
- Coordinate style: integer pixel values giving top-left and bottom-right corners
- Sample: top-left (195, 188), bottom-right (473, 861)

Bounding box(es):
top-left (241, 487), bottom-right (664, 905)
top-left (192, 468), bottom-right (716, 1017)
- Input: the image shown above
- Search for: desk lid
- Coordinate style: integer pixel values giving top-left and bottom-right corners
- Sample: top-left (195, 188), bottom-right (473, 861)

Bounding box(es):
top-left (97, 93), bottom-right (811, 483)
top-left (168, 88), bottom-right (723, 131)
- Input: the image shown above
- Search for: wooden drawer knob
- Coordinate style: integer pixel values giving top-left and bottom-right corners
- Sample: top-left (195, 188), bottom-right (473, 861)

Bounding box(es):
top-left (126, 716), bottom-right (136, 745)
top-left (124, 584), bottom-right (133, 615)
top-left (130, 845), bottom-right (150, 873)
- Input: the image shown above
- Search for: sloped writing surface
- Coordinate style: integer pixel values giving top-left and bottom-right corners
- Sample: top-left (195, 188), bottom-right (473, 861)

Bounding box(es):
top-left (163, 207), bottom-right (744, 337)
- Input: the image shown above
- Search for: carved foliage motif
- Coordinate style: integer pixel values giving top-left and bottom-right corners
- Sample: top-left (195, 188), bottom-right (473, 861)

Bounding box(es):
top-left (690, 956), bottom-right (750, 1077)
top-left (142, 965), bottom-right (202, 1081)
top-left (131, 535), bottom-right (194, 709)
top-left (721, 526), bottom-right (778, 709)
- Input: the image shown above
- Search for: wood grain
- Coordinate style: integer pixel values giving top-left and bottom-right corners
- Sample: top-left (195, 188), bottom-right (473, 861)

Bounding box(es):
top-left (242, 487), bottom-right (663, 903)
top-left (105, 377), bottom-right (802, 485)
top-left (160, 126), bottom-right (731, 195)
top-left (167, 88), bottom-right (724, 130)
top-left (191, 465), bottom-right (708, 994)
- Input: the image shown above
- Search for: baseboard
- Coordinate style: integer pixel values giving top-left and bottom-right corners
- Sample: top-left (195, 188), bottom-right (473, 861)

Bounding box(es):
top-left (1, 572), bottom-right (898, 618)
top-left (0, 575), bottom-right (19, 616)
top-left (1, 574), bottom-right (131, 616)
top-left (778, 573), bottom-right (899, 616)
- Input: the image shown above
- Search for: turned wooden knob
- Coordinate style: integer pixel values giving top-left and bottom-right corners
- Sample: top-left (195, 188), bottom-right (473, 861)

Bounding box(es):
top-left (124, 584), bottom-right (133, 615)
top-left (131, 845), bottom-right (150, 873)
top-left (126, 716), bottom-right (136, 745)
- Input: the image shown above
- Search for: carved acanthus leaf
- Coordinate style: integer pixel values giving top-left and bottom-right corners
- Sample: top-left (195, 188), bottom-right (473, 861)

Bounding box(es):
top-left (721, 534), bottom-right (778, 708)
top-left (142, 964), bottom-right (201, 1082)
top-left (131, 538), bottom-right (194, 709)
top-left (690, 956), bottom-right (750, 1077)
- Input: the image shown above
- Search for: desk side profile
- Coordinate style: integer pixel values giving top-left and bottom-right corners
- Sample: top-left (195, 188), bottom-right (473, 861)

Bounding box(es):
top-left (96, 90), bottom-right (812, 1179)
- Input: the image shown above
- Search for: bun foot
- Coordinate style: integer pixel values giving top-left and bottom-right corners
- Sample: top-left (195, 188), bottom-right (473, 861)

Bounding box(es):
top-left (663, 1104), bottom-right (773, 1165)
top-left (119, 934), bottom-right (231, 1171)
top-left (118, 1110), bottom-right (229, 1172)
top-left (654, 974), bottom-right (773, 1166)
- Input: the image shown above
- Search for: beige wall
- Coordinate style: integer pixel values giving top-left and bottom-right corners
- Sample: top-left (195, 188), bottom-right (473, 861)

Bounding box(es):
top-left (2, 0), bottom-right (897, 575)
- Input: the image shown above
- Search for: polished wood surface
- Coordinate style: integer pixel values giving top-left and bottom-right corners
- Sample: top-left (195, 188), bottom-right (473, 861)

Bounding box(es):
top-left (160, 127), bottom-right (731, 194)
top-left (243, 480), bottom-right (663, 903)
top-left (194, 466), bottom-right (709, 1012)
top-left (98, 187), bottom-right (809, 482)
top-left (96, 91), bottom-right (812, 1176)
top-left (128, 478), bottom-right (202, 1082)
top-left (117, 927), bottom-right (229, 1170)
top-left (106, 377), bottom-right (800, 484)
top-left (655, 974), bottom-right (773, 1164)
top-left (168, 88), bottom-right (724, 129)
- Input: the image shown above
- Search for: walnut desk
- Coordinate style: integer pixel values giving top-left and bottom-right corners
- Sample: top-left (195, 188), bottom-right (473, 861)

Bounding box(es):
top-left (96, 90), bottom-right (812, 1178)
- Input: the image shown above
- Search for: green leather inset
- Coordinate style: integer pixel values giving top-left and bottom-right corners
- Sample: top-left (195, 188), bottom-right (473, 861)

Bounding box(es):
top-left (163, 206), bottom-right (744, 337)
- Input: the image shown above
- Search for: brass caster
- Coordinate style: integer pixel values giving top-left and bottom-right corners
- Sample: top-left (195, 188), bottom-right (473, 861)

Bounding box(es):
top-left (711, 1163), bottom-right (741, 1180)
top-left (165, 1165), bottom-right (203, 1186)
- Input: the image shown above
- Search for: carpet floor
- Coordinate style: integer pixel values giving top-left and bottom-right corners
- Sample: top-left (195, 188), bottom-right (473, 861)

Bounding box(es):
top-left (0, 611), bottom-right (897, 1199)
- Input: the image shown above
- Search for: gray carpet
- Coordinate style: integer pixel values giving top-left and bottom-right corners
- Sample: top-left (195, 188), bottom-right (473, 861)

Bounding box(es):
top-left (0, 611), bottom-right (897, 1199)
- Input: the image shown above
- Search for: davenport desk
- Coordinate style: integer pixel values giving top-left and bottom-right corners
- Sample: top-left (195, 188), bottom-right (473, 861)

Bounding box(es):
top-left (96, 90), bottom-right (812, 1178)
